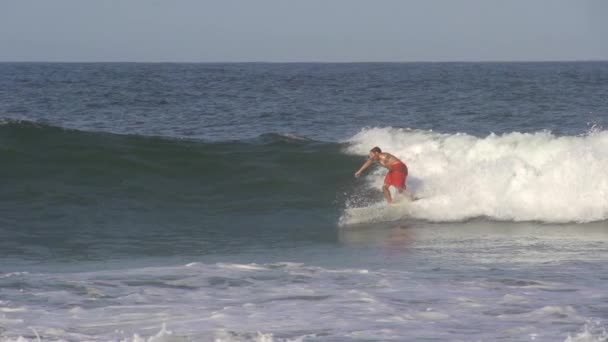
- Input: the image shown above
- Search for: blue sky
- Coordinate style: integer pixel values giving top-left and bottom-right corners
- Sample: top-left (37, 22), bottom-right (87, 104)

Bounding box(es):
top-left (1, 0), bottom-right (607, 62)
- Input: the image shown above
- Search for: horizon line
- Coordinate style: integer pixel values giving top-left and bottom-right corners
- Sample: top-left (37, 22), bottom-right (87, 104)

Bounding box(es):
top-left (1, 59), bottom-right (608, 64)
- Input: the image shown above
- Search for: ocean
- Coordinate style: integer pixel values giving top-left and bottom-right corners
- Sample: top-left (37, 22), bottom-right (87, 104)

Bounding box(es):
top-left (1, 62), bottom-right (607, 341)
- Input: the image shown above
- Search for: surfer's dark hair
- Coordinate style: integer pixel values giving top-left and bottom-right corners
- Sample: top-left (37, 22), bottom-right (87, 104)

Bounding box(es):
top-left (370, 147), bottom-right (381, 154)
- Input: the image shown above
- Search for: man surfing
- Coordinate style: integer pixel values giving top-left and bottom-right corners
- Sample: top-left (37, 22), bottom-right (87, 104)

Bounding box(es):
top-left (354, 147), bottom-right (408, 204)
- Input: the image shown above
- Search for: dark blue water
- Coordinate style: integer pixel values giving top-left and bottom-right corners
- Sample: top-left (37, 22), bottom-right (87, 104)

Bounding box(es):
top-left (2, 62), bottom-right (607, 141)
top-left (1, 62), bottom-right (607, 341)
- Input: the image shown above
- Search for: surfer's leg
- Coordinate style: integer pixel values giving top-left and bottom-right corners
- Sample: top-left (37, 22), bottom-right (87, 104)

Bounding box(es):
top-left (383, 184), bottom-right (393, 204)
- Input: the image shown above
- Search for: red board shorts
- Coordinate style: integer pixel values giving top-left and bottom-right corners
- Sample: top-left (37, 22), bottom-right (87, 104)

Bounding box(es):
top-left (384, 162), bottom-right (408, 190)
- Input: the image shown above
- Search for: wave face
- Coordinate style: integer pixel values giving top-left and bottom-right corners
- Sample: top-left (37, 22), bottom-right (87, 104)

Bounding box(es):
top-left (0, 120), bottom-right (361, 260)
top-left (345, 127), bottom-right (608, 223)
top-left (0, 120), bottom-right (354, 211)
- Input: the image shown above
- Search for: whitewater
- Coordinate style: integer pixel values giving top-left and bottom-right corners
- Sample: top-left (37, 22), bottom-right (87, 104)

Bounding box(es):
top-left (342, 127), bottom-right (608, 224)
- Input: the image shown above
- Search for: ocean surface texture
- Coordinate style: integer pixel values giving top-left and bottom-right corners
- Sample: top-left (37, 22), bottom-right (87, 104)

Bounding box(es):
top-left (1, 62), bottom-right (608, 341)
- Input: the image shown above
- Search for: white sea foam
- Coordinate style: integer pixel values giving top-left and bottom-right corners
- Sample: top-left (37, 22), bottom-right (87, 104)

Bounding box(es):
top-left (0, 259), bottom-right (605, 342)
top-left (565, 323), bottom-right (608, 342)
top-left (343, 127), bottom-right (608, 223)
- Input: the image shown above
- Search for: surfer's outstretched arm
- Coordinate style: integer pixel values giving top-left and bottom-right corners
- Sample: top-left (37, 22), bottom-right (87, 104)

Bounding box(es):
top-left (355, 159), bottom-right (374, 177)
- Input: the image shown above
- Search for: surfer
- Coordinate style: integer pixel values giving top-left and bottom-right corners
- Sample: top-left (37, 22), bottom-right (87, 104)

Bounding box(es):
top-left (354, 147), bottom-right (408, 204)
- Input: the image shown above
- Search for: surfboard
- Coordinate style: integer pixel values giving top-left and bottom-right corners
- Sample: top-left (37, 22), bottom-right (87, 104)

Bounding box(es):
top-left (340, 199), bottom-right (412, 226)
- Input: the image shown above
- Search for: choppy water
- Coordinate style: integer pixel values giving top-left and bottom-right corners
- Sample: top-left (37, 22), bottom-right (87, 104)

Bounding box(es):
top-left (1, 62), bottom-right (608, 341)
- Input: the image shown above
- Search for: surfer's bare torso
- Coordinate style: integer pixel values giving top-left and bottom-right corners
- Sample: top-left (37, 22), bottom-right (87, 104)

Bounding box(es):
top-left (374, 152), bottom-right (401, 169)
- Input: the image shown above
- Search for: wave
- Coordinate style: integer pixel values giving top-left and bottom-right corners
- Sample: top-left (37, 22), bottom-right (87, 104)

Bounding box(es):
top-left (0, 120), bottom-right (357, 217)
top-left (3, 120), bottom-right (608, 224)
top-left (343, 127), bottom-right (608, 223)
